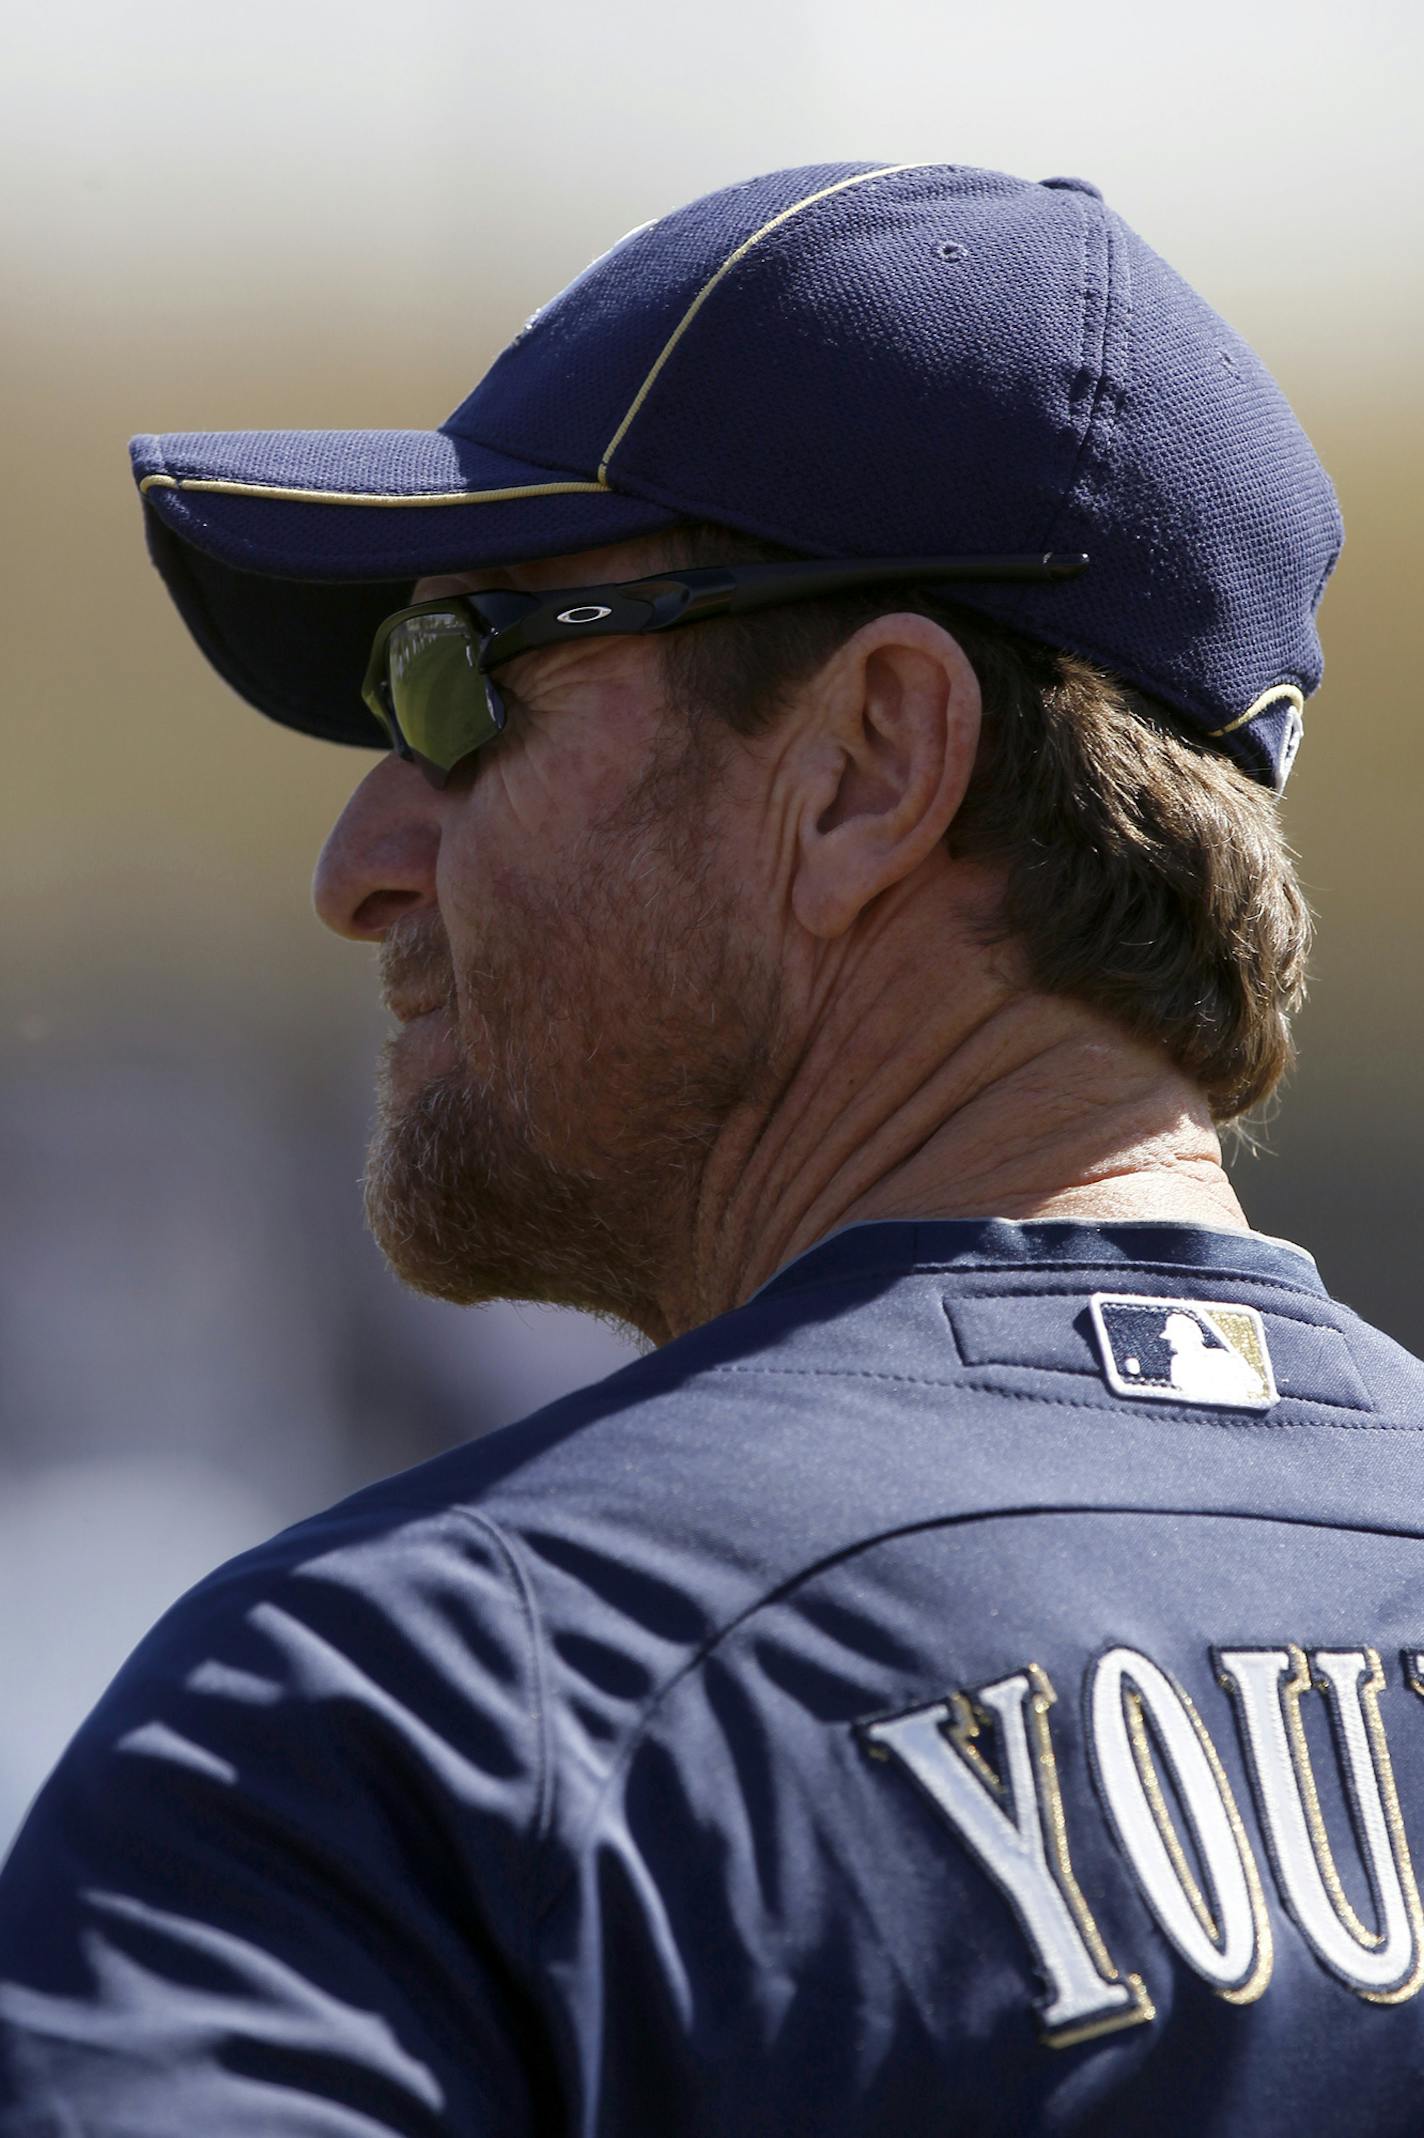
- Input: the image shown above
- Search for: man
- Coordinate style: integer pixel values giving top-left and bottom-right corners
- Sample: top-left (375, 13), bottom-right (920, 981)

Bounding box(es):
top-left (1, 159), bottom-right (1418, 2135)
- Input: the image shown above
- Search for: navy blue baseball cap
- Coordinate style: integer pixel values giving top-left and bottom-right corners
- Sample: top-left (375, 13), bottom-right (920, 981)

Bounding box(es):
top-left (129, 159), bottom-right (1343, 791)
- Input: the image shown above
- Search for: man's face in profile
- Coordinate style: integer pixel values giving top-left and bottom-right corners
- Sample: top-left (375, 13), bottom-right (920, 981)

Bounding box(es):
top-left (313, 536), bottom-right (786, 1339)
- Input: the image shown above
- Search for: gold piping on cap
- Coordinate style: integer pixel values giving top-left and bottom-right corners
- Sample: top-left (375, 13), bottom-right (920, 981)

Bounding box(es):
top-left (1209, 682), bottom-right (1305, 739)
top-left (137, 471), bottom-right (611, 507)
top-left (597, 161), bottom-right (939, 482)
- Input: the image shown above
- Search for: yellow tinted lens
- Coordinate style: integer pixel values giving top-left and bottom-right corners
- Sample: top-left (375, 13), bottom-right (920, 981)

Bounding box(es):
top-left (387, 609), bottom-right (498, 770)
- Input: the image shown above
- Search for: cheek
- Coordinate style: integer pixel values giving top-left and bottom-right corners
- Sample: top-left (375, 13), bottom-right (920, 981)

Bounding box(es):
top-left (441, 710), bottom-right (656, 911)
top-left (432, 776), bottom-right (600, 1023)
top-left (508, 722), bottom-right (637, 838)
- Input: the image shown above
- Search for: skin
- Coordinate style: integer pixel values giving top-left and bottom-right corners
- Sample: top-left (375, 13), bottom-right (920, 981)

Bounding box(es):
top-left (313, 531), bottom-right (1249, 1350)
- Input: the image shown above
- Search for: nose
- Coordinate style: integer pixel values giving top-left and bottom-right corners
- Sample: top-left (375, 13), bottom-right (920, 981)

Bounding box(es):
top-left (312, 754), bottom-right (442, 941)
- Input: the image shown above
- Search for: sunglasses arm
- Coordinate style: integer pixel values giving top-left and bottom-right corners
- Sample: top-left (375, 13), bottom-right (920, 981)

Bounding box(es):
top-left (473, 553), bottom-right (1089, 672)
top-left (555, 552), bottom-right (1090, 636)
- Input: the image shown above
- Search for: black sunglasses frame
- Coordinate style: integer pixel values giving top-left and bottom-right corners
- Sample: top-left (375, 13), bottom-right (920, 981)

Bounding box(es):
top-left (360, 551), bottom-right (1090, 789)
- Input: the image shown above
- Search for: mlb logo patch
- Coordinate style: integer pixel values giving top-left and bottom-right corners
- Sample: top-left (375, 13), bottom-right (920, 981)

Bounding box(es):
top-left (1088, 1294), bottom-right (1277, 1410)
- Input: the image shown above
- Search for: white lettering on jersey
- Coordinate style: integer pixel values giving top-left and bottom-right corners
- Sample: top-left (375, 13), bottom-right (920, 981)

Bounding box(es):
top-left (1088, 1647), bottom-right (1272, 2001)
top-left (863, 1665), bottom-right (1153, 2046)
top-left (1216, 1647), bottom-right (1424, 2002)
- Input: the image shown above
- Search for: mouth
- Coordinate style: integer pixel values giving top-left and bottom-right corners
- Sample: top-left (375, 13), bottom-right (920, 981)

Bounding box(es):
top-left (386, 997), bottom-right (449, 1026)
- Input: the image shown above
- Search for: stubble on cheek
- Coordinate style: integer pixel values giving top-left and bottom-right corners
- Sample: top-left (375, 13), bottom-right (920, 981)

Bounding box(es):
top-left (360, 785), bottom-right (786, 1335)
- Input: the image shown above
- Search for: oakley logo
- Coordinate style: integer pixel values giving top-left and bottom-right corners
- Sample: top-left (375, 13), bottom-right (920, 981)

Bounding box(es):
top-left (555, 605), bottom-right (613, 625)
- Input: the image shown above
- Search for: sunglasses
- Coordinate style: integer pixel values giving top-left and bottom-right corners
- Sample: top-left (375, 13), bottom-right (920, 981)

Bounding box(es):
top-left (360, 552), bottom-right (1089, 789)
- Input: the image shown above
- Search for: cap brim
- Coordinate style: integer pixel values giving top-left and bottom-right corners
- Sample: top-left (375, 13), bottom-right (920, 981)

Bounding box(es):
top-left (130, 427), bottom-right (685, 750)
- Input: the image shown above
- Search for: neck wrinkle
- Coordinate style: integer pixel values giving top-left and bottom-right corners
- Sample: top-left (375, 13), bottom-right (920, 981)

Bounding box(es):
top-left (675, 974), bottom-right (1013, 1337)
top-left (665, 1001), bottom-right (1245, 1344)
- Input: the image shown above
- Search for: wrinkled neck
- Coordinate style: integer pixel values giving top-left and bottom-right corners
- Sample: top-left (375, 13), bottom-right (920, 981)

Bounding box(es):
top-left (657, 987), bottom-right (1246, 1344)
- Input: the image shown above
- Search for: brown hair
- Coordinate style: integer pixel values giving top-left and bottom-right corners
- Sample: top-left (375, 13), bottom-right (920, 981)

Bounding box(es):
top-left (656, 521), bottom-right (1312, 1123)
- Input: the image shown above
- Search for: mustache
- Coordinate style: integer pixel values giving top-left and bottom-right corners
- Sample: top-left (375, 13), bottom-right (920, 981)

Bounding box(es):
top-left (377, 918), bottom-right (456, 1013)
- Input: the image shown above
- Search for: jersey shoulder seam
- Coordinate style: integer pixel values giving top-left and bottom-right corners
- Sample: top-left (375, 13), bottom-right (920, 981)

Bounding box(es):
top-left (526, 1494), bottom-right (1424, 1938)
top-left (451, 1506), bottom-right (555, 1949)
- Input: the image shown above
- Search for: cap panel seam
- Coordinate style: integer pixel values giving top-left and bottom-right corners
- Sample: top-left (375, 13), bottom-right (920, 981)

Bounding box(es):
top-left (596, 161), bottom-right (942, 483)
top-left (1023, 187), bottom-right (1095, 563)
top-left (1012, 194), bottom-right (1129, 625)
top-left (1311, 527), bottom-right (1344, 607)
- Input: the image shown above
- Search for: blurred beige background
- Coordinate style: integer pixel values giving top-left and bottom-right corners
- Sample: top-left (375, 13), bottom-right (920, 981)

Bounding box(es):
top-left (2, 0), bottom-right (1419, 1847)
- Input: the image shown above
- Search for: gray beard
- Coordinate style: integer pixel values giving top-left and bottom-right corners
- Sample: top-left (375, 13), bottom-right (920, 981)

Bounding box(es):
top-left (361, 771), bottom-right (783, 1343)
top-left (362, 1048), bottom-right (712, 1338)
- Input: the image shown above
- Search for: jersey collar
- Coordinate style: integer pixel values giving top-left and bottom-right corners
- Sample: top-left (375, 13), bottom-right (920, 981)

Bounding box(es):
top-left (749, 1216), bottom-right (1326, 1307)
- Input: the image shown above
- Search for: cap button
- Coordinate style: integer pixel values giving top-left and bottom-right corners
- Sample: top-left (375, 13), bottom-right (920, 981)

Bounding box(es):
top-left (1040, 174), bottom-right (1103, 200)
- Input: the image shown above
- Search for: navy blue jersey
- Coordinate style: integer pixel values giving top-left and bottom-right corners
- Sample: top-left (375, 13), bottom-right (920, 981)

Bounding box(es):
top-left (5, 1217), bottom-right (1424, 2134)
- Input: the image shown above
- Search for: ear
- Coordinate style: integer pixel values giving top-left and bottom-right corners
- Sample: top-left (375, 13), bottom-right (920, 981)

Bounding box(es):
top-left (789, 611), bottom-right (982, 940)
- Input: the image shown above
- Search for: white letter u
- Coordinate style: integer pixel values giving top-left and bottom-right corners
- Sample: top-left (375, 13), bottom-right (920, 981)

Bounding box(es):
top-left (1217, 1646), bottom-right (1423, 2003)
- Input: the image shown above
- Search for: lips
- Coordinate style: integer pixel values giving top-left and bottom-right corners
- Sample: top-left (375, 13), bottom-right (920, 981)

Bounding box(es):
top-left (386, 997), bottom-right (448, 1024)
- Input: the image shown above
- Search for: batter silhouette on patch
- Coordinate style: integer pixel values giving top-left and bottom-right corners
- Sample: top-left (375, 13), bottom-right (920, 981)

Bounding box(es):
top-left (1088, 1294), bottom-right (1277, 1410)
top-left (1161, 1311), bottom-right (1262, 1402)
